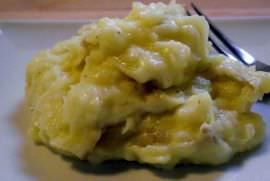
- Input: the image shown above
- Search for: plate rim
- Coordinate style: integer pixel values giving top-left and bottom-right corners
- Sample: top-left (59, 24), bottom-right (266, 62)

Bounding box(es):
top-left (0, 16), bottom-right (270, 25)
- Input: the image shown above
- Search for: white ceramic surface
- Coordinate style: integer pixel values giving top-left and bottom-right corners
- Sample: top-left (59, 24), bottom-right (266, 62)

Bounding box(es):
top-left (0, 18), bottom-right (270, 181)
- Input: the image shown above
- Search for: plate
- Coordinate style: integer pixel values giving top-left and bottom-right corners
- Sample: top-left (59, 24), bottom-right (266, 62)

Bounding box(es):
top-left (1, 18), bottom-right (270, 181)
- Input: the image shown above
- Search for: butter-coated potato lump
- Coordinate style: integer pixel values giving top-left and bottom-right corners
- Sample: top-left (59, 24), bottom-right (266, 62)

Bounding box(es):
top-left (26, 2), bottom-right (270, 169)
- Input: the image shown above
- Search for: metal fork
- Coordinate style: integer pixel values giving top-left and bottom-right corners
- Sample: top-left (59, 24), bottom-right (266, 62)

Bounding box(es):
top-left (188, 2), bottom-right (270, 72)
top-left (188, 3), bottom-right (270, 101)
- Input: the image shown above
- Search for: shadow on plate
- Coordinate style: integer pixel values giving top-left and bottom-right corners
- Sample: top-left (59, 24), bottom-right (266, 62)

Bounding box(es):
top-left (63, 144), bottom-right (265, 180)
top-left (10, 100), bottom-right (268, 181)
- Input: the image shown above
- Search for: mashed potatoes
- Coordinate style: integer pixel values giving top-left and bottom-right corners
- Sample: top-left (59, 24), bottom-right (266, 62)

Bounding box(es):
top-left (26, 2), bottom-right (270, 169)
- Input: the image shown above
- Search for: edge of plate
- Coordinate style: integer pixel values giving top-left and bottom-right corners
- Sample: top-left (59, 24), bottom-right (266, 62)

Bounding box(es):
top-left (0, 16), bottom-right (270, 24)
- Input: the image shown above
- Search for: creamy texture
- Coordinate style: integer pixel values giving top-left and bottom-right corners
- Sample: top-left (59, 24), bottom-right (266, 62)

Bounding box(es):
top-left (26, 2), bottom-right (270, 168)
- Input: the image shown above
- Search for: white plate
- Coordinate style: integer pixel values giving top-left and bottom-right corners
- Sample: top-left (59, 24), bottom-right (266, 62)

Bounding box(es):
top-left (1, 18), bottom-right (270, 181)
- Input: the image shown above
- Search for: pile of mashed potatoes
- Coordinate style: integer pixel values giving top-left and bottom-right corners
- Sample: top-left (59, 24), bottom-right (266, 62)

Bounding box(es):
top-left (26, 2), bottom-right (270, 169)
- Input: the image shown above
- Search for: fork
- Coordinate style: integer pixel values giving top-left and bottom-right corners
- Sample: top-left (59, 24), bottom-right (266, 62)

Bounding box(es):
top-left (188, 2), bottom-right (270, 72)
top-left (188, 3), bottom-right (270, 101)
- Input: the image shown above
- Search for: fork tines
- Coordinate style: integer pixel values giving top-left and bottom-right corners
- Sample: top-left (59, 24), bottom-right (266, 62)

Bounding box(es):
top-left (189, 2), bottom-right (256, 66)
